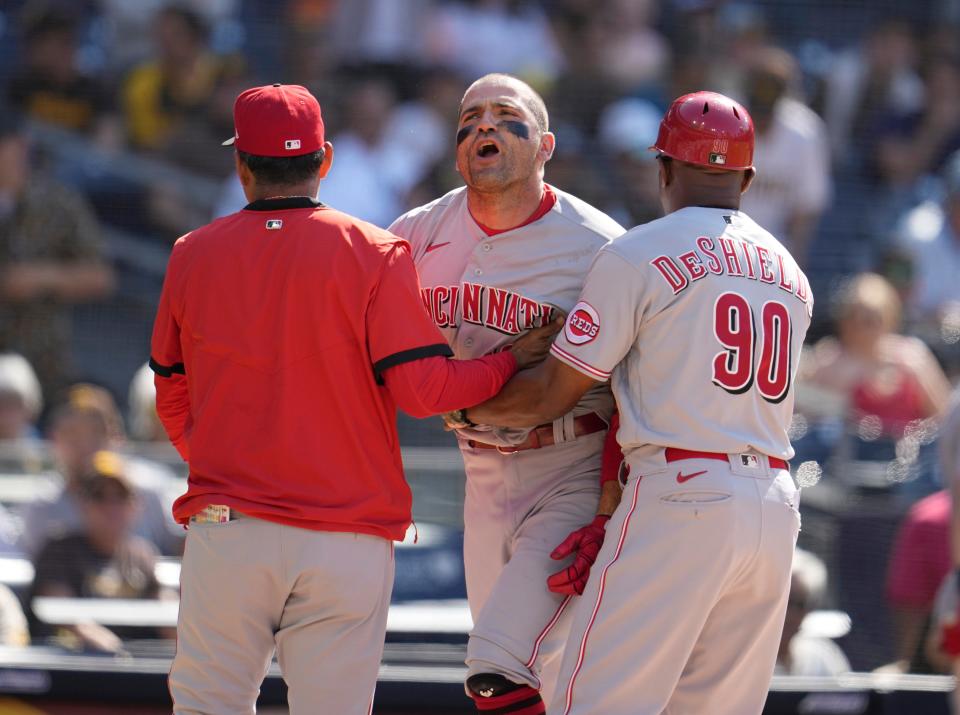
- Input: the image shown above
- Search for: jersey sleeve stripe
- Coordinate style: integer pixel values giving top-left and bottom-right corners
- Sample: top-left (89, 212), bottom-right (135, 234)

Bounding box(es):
top-left (550, 345), bottom-right (611, 381)
top-left (149, 357), bottom-right (186, 378)
top-left (372, 343), bottom-right (454, 385)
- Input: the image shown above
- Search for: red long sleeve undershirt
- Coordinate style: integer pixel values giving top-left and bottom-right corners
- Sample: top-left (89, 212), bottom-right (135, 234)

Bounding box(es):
top-left (383, 351), bottom-right (518, 418)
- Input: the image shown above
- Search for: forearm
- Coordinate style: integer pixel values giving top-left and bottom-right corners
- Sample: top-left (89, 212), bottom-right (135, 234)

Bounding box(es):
top-left (54, 263), bottom-right (115, 300)
top-left (1, 262), bottom-right (114, 301)
top-left (467, 357), bottom-right (579, 427)
top-left (893, 607), bottom-right (928, 666)
top-left (597, 480), bottom-right (622, 516)
top-left (384, 351), bottom-right (518, 418)
top-left (155, 374), bottom-right (190, 460)
top-left (951, 481), bottom-right (960, 569)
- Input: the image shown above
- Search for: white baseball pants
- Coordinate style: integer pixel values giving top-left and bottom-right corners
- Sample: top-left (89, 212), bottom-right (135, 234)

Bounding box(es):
top-left (169, 514), bottom-right (394, 715)
top-left (550, 452), bottom-right (800, 715)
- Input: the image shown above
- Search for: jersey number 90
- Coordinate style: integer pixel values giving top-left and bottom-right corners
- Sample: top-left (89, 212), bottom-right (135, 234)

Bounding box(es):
top-left (711, 292), bottom-right (792, 404)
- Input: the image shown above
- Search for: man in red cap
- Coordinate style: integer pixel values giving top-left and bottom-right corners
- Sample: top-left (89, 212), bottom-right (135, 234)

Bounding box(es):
top-left (462, 91), bottom-right (814, 714)
top-left (151, 84), bottom-right (561, 715)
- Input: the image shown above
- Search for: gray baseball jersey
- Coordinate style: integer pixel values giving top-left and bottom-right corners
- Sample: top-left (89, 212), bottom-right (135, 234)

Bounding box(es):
top-left (389, 185), bottom-right (625, 697)
top-left (390, 185), bottom-right (623, 443)
top-left (551, 206), bottom-right (813, 473)
top-left (546, 206), bottom-right (812, 714)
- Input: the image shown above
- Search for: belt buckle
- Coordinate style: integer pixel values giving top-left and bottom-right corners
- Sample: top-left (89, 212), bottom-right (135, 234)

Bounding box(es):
top-left (496, 445), bottom-right (520, 455)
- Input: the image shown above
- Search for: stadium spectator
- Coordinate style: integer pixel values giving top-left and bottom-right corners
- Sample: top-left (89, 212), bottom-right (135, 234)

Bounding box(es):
top-left (0, 352), bottom-right (44, 476)
top-left (331, 0), bottom-right (432, 78)
top-left (6, 5), bottom-right (120, 148)
top-left (0, 114), bottom-right (114, 400)
top-left (592, 0), bottom-right (670, 93)
top-left (547, 9), bottom-right (620, 137)
top-left (96, 0), bottom-right (240, 73)
top-left (316, 79), bottom-right (418, 227)
top-left (387, 67), bottom-right (468, 210)
top-left (799, 273), bottom-right (950, 440)
top-left (739, 46), bottom-right (831, 268)
top-left (122, 5), bottom-right (244, 152)
top-left (127, 362), bottom-right (166, 445)
top-left (596, 96), bottom-right (665, 227)
top-left (885, 488), bottom-right (951, 673)
top-left (0, 583), bottom-right (28, 647)
top-left (891, 149), bottom-right (960, 327)
top-left (775, 549), bottom-right (851, 676)
top-left (28, 451), bottom-right (166, 652)
top-left (663, 2), bottom-right (769, 102)
top-left (876, 52), bottom-right (960, 189)
top-left (0, 353), bottom-right (41, 441)
top-left (819, 18), bottom-right (924, 170)
top-left (155, 68), bottom-right (251, 179)
top-left (424, 0), bottom-right (563, 84)
top-left (18, 384), bottom-right (183, 558)
top-left (0, 503), bottom-right (23, 558)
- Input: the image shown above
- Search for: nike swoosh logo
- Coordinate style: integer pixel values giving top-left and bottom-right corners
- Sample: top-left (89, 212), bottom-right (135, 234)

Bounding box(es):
top-left (425, 242), bottom-right (451, 254)
top-left (676, 470), bottom-right (708, 484)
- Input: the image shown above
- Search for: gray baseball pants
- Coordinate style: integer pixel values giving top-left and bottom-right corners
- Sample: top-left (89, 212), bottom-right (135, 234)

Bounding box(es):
top-left (549, 452), bottom-right (800, 715)
top-left (169, 513), bottom-right (394, 715)
top-left (460, 431), bottom-right (604, 702)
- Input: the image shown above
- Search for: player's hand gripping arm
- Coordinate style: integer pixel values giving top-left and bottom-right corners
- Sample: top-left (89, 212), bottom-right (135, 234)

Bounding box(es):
top-left (383, 317), bottom-right (563, 418)
top-left (547, 412), bottom-right (625, 595)
top-left (466, 354), bottom-right (599, 428)
top-left (372, 240), bottom-right (565, 418)
top-left (466, 248), bottom-right (640, 428)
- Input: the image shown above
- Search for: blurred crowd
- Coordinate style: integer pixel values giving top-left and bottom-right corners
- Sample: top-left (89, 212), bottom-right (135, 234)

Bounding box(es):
top-left (1, 0), bottom-right (960, 680)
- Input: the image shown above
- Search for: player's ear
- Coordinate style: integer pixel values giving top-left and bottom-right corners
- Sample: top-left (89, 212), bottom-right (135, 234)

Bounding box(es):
top-left (235, 151), bottom-right (255, 196)
top-left (657, 156), bottom-right (672, 188)
top-left (318, 141), bottom-right (335, 180)
top-left (538, 131), bottom-right (556, 163)
top-left (740, 167), bottom-right (755, 195)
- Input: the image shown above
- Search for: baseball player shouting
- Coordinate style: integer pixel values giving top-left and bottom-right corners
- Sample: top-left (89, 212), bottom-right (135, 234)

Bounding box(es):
top-left (468, 91), bottom-right (813, 714)
top-left (389, 73), bottom-right (625, 713)
top-left (151, 83), bottom-right (562, 715)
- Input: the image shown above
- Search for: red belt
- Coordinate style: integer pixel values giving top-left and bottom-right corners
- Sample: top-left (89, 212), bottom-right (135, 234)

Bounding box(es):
top-left (467, 413), bottom-right (608, 453)
top-left (664, 447), bottom-right (789, 471)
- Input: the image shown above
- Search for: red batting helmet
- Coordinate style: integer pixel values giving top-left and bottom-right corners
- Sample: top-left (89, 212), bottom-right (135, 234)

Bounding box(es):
top-left (650, 91), bottom-right (754, 171)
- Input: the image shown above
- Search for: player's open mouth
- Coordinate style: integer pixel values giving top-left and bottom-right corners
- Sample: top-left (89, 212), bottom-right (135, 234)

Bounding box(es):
top-left (477, 141), bottom-right (500, 158)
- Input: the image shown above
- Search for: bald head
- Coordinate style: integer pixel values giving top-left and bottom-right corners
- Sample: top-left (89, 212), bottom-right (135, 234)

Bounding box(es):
top-left (460, 74), bottom-right (549, 134)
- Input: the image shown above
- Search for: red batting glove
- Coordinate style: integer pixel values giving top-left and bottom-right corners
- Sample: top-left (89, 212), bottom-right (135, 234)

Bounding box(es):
top-left (547, 515), bottom-right (610, 596)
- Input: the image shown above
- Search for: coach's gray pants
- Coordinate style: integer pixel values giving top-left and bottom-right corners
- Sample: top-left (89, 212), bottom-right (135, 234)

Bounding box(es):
top-left (169, 514), bottom-right (394, 715)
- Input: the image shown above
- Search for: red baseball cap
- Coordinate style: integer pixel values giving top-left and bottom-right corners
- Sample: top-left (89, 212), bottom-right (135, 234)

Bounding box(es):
top-left (222, 84), bottom-right (325, 157)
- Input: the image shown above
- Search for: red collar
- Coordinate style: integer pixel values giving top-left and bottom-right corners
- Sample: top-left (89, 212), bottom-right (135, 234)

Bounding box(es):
top-left (473, 185), bottom-right (557, 237)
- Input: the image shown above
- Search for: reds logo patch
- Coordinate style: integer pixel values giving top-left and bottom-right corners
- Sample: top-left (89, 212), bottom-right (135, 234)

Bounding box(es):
top-left (565, 302), bottom-right (600, 345)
